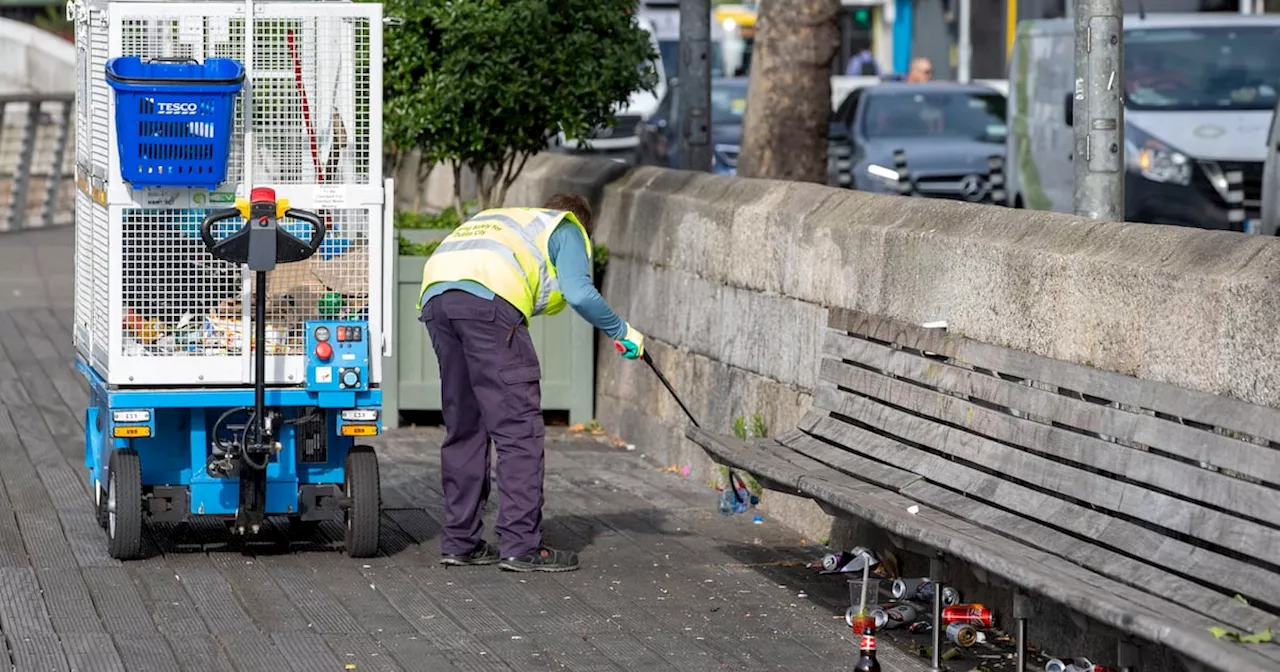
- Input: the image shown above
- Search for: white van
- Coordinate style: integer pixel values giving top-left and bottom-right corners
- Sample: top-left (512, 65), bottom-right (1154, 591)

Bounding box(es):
top-left (552, 17), bottom-right (667, 159)
top-left (1263, 98), bottom-right (1279, 235)
top-left (1006, 13), bottom-right (1280, 231)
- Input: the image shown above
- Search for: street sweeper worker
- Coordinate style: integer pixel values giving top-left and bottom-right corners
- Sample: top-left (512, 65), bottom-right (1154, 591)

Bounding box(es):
top-left (416, 193), bottom-right (645, 572)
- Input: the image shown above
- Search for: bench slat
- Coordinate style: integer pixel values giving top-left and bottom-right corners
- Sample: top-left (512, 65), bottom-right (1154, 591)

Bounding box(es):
top-left (829, 306), bottom-right (1280, 444)
top-left (792, 474), bottom-right (1280, 672)
top-left (901, 481), bottom-right (1278, 634)
top-left (817, 354), bottom-right (1280, 531)
top-left (777, 416), bottom-right (924, 491)
top-left (817, 357), bottom-right (1280, 564)
top-left (822, 329), bottom-right (1280, 489)
top-left (800, 401), bottom-right (1280, 612)
top-left (685, 427), bottom-right (805, 490)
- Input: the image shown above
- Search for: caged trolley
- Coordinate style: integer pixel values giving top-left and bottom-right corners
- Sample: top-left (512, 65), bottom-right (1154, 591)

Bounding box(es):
top-left (69, 0), bottom-right (394, 559)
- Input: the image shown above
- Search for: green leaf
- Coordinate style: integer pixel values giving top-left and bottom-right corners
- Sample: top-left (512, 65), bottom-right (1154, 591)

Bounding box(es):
top-left (381, 0), bottom-right (657, 204)
top-left (1233, 594), bottom-right (1250, 606)
top-left (1209, 626), bottom-right (1273, 644)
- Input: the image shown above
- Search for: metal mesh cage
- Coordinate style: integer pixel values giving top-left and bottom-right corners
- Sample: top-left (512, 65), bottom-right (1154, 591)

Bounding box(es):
top-left (75, 0), bottom-right (385, 386)
top-left (118, 207), bottom-right (370, 359)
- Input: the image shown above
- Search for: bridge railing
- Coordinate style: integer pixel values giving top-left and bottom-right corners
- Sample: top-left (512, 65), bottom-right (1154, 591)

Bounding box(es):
top-left (0, 92), bottom-right (75, 233)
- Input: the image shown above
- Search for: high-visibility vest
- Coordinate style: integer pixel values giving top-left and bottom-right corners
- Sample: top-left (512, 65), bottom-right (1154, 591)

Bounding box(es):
top-left (418, 207), bottom-right (593, 319)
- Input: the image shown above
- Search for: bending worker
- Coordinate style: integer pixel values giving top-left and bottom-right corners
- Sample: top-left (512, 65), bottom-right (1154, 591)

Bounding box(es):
top-left (416, 193), bottom-right (645, 572)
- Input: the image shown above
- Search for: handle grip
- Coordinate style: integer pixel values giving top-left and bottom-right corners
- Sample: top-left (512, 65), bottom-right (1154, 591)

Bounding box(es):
top-left (146, 56), bottom-right (200, 64)
top-left (199, 206), bottom-right (245, 256)
top-left (283, 207), bottom-right (326, 255)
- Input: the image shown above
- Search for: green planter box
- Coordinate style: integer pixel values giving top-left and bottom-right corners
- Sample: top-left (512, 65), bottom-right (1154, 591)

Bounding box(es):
top-left (384, 231), bottom-right (596, 428)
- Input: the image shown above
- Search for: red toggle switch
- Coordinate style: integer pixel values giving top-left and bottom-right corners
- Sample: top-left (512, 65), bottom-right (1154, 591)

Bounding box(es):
top-left (315, 341), bottom-right (333, 361)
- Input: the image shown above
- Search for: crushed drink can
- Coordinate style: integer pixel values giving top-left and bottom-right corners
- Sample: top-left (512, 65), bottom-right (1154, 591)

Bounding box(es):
top-left (891, 577), bottom-right (926, 600)
top-left (911, 580), bottom-right (960, 606)
top-left (824, 551), bottom-right (853, 572)
top-left (946, 623), bottom-right (978, 648)
top-left (942, 603), bottom-right (993, 628)
top-left (907, 620), bottom-right (933, 634)
top-left (1045, 659), bottom-right (1092, 672)
top-left (870, 602), bottom-right (918, 629)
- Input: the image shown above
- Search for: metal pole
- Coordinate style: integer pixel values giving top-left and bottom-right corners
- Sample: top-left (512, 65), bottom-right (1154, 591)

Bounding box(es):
top-left (678, 0), bottom-right (712, 172)
top-left (1071, 0), bottom-right (1124, 221)
top-left (958, 0), bottom-right (972, 83)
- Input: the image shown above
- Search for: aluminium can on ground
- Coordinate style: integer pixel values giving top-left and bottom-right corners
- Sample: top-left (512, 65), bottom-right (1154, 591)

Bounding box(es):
top-left (942, 604), bottom-right (994, 628)
top-left (894, 578), bottom-right (960, 606)
top-left (870, 603), bottom-right (919, 629)
top-left (946, 622), bottom-right (978, 648)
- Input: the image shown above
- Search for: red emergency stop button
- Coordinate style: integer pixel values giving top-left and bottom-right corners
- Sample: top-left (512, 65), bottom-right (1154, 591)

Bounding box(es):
top-left (315, 341), bottom-right (333, 361)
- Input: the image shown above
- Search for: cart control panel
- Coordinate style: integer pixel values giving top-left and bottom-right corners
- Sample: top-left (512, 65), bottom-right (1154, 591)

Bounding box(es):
top-left (305, 320), bottom-right (370, 392)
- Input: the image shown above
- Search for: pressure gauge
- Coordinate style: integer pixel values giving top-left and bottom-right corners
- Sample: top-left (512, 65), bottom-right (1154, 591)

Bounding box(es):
top-left (314, 326), bottom-right (330, 342)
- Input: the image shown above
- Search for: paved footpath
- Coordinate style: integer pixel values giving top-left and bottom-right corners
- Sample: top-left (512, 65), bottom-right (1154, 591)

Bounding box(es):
top-left (0, 226), bottom-right (936, 671)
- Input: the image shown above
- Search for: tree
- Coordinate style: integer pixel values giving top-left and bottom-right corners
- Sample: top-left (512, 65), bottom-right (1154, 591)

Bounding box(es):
top-left (382, 0), bottom-right (658, 216)
top-left (736, 0), bottom-right (840, 183)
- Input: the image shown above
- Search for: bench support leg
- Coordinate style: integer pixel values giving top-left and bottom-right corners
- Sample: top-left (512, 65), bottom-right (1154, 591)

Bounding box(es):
top-left (1012, 589), bottom-right (1032, 672)
top-left (930, 555), bottom-right (944, 671)
top-left (1117, 637), bottom-right (1139, 672)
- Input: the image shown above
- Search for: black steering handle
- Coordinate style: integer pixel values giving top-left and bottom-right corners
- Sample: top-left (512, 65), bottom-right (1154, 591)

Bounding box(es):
top-left (199, 198), bottom-right (327, 268)
top-left (282, 207), bottom-right (327, 256)
top-left (199, 206), bottom-right (243, 257)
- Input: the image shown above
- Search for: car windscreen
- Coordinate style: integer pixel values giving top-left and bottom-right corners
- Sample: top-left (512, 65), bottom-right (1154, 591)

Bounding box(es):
top-left (1125, 25), bottom-right (1280, 111)
top-left (861, 90), bottom-right (1007, 141)
top-left (710, 82), bottom-right (749, 124)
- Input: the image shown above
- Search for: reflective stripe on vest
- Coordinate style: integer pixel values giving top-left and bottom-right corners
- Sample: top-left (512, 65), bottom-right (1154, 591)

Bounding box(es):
top-left (419, 207), bottom-right (591, 318)
top-left (463, 211), bottom-right (560, 313)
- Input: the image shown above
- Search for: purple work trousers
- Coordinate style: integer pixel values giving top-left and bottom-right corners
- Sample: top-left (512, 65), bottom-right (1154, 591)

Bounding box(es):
top-left (420, 290), bottom-right (545, 558)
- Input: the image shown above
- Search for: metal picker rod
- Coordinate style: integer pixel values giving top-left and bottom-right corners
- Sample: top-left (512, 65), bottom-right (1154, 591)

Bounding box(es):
top-left (642, 351), bottom-right (699, 428)
top-left (641, 352), bottom-right (746, 505)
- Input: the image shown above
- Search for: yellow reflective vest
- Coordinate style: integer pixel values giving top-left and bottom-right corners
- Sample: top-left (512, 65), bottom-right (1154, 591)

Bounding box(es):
top-left (418, 207), bottom-right (593, 320)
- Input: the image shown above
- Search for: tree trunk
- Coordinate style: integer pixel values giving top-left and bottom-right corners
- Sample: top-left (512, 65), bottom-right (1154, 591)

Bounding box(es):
top-left (737, 0), bottom-right (840, 183)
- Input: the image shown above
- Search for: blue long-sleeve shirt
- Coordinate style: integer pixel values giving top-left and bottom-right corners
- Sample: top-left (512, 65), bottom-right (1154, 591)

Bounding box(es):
top-left (419, 221), bottom-right (627, 339)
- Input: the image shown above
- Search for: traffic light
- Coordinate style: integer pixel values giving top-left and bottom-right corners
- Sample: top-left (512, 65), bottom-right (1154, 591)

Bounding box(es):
top-left (853, 7), bottom-right (871, 28)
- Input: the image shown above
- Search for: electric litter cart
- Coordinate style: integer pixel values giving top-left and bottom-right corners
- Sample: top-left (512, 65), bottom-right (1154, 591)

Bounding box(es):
top-left (69, 0), bottom-right (394, 560)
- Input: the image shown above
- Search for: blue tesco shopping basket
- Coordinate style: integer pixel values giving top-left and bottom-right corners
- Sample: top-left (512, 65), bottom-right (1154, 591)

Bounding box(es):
top-left (105, 56), bottom-right (245, 189)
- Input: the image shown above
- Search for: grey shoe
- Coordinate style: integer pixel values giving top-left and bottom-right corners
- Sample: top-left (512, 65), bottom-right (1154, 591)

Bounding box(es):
top-left (439, 540), bottom-right (499, 566)
top-left (497, 546), bottom-right (579, 572)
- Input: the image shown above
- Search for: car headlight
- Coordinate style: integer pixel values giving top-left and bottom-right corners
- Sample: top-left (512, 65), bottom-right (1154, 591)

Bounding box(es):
top-left (1124, 132), bottom-right (1191, 186)
top-left (865, 163), bottom-right (903, 192)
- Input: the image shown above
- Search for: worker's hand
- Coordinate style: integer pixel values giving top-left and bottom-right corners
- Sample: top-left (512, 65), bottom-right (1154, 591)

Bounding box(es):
top-left (613, 323), bottom-right (645, 360)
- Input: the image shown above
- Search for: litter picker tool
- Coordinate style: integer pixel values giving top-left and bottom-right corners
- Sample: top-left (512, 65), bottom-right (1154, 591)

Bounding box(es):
top-left (637, 351), bottom-right (749, 511)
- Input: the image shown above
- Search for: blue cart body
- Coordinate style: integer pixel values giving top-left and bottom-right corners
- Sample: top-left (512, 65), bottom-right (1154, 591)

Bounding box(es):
top-left (78, 319), bottom-right (381, 522)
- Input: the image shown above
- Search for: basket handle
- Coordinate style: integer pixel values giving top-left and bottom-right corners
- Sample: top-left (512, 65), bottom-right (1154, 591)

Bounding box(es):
top-left (145, 56), bottom-right (200, 64)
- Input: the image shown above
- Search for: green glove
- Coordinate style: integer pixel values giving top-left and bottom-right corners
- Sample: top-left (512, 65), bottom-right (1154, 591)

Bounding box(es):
top-left (613, 323), bottom-right (645, 360)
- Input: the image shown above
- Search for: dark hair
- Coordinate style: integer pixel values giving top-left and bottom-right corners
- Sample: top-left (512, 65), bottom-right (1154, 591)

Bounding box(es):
top-left (544, 193), bottom-right (593, 237)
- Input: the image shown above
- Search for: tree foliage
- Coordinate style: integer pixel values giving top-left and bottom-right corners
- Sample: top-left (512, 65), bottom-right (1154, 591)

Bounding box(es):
top-left (383, 0), bottom-right (658, 214)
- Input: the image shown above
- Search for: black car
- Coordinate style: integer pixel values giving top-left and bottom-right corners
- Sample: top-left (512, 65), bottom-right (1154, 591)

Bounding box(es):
top-left (831, 81), bottom-right (1008, 204)
top-left (635, 77), bottom-right (747, 175)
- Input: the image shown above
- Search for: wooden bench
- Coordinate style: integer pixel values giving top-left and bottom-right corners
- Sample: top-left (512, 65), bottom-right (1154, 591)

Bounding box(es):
top-left (688, 307), bottom-right (1280, 672)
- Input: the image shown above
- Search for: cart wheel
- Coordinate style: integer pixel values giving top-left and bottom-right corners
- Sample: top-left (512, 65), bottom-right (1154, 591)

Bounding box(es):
top-left (95, 479), bottom-right (109, 530)
top-left (106, 449), bottom-right (144, 560)
top-left (343, 445), bottom-right (380, 558)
